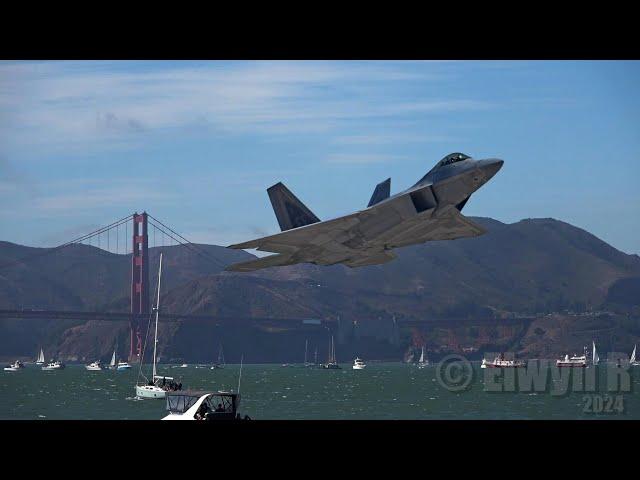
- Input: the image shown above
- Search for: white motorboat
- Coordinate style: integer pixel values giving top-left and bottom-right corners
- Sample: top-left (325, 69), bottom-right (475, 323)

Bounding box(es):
top-left (117, 362), bottom-right (132, 371)
top-left (136, 253), bottom-right (181, 399)
top-left (42, 360), bottom-right (65, 370)
top-left (417, 345), bottom-right (429, 368)
top-left (322, 336), bottom-right (341, 369)
top-left (352, 357), bottom-right (366, 370)
top-left (180, 363), bottom-right (188, 368)
top-left (162, 390), bottom-right (247, 421)
top-left (85, 360), bottom-right (103, 371)
top-left (556, 346), bottom-right (588, 367)
top-left (35, 348), bottom-right (45, 365)
top-left (4, 360), bottom-right (25, 372)
top-left (630, 344), bottom-right (639, 366)
top-left (481, 352), bottom-right (526, 368)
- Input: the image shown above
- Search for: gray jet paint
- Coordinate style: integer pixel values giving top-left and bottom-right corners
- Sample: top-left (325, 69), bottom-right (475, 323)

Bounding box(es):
top-left (226, 153), bottom-right (503, 272)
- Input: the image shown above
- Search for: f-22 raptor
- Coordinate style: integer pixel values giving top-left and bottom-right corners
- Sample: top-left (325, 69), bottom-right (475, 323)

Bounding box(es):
top-left (227, 152), bottom-right (503, 272)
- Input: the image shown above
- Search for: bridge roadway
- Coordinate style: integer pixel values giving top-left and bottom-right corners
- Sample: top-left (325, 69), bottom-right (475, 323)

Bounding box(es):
top-left (0, 309), bottom-right (535, 329)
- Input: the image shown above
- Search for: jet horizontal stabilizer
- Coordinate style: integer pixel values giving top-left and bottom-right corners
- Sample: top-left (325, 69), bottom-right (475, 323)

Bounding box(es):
top-left (367, 178), bottom-right (391, 207)
top-left (267, 182), bottom-right (320, 232)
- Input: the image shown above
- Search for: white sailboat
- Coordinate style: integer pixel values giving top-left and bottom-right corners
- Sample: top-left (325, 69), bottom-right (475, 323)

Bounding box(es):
top-left (304, 339), bottom-right (313, 367)
top-left (211, 344), bottom-right (225, 369)
top-left (136, 253), bottom-right (175, 399)
top-left (592, 341), bottom-right (599, 366)
top-left (36, 348), bottom-right (45, 365)
top-left (630, 344), bottom-right (639, 366)
top-left (108, 349), bottom-right (117, 370)
top-left (322, 336), bottom-right (340, 369)
top-left (417, 345), bottom-right (429, 368)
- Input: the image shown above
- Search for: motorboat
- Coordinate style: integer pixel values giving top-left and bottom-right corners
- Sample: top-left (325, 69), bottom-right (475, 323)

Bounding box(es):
top-left (42, 360), bottom-right (65, 370)
top-left (162, 390), bottom-right (249, 421)
top-left (117, 362), bottom-right (132, 371)
top-left (180, 363), bottom-right (188, 368)
top-left (556, 346), bottom-right (588, 367)
top-left (4, 360), bottom-right (25, 372)
top-left (481, 352), bottom-right (526, 368)
top-left (85, 360), bottom-right (103, 371)
top-left (322, 336), bottom-right (341, 369)
top-left (352, 357), bottom-right (366, 370)
top-left (135, 253), bottom-right (183, 399)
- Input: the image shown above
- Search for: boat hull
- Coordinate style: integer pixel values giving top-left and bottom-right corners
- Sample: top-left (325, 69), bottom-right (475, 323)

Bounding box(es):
top-left (136, 385), bottom-right (167, 399)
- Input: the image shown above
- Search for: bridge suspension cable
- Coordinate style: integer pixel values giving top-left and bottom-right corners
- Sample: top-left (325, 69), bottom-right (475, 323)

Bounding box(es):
top-left (0, 214), bottom-right (134, 270)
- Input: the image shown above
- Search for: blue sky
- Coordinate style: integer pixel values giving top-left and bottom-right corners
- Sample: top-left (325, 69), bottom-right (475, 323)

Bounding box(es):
top-left (0, 60), bottom-right (639, 254)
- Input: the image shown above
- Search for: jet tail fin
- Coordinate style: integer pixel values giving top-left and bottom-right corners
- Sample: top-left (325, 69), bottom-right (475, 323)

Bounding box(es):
top-left (367, 178), bottom-right (391, 207)
top-left (267, 182), bottom-right (320, 232)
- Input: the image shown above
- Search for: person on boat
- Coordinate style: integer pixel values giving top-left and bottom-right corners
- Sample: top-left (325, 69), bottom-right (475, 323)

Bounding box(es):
top-left (215, 403), bottom-right (225, 413)
top-left (195, 402), bottom-right (211, 420)
top-left (177, 382), bottom-right (182, 391)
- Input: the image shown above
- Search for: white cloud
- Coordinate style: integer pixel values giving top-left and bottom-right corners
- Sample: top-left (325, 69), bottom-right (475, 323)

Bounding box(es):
top-left (0, 61), bottom-right (495, 154)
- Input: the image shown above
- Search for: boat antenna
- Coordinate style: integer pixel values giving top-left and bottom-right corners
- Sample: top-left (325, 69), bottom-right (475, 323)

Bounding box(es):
top-left (237, 354), bottom-right (244, 394)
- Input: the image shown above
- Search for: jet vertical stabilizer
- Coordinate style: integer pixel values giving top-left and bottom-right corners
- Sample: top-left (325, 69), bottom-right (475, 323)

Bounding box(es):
top-left (367, 178), bottom-right (391, 207)
top-left (267, 182), bottom-right (320, 232)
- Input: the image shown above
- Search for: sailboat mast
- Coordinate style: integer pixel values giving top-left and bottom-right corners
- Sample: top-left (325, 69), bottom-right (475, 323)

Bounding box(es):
top-left (305, 339), bottom-right (308, 364)
top-left (152, 253), bottom-right (163, 380)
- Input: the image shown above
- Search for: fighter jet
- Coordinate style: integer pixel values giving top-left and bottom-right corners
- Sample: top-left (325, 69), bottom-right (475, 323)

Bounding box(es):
top-left (226, 152), bottom-right (503, 272)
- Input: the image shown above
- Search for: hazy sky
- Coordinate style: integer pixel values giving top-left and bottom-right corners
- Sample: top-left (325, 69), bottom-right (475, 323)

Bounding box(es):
top-left (0, 60), bottom-right (638, 254)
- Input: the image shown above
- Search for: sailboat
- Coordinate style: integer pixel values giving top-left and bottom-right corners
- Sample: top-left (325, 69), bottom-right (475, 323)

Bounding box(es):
top-left (35, 348), bottom-right (45, 366)
top-left (211, 344), bottom-right (225, 369)
top-left (322, 336), bottom-right (341, 369)
top-left (108, 349), bottom-right (117, 370)
top-left (304, 339), bottom-right (313, 367)
top-left (630, 345), bottom-right (639, 366)
top-left (136, 253), bottom-right (176, 399)
top-left (417, 345), bottom-right (429, 368)
top-left (592, 341), bottom-right (599, 366)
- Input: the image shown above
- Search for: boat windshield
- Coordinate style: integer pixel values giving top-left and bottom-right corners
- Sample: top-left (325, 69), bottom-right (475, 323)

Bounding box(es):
top-left (166, 394), bottom-right (201, 413)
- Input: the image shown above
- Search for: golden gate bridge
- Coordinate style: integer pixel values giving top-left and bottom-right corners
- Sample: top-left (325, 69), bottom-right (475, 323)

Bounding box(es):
top-left (0, 212), bottom-right (529, 362)
top-left (0, 211), bottom-right (337, 362)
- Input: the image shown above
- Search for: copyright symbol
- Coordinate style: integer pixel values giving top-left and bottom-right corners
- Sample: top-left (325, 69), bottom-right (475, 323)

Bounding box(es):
top-left (436, 354), bottom-right (473, 392)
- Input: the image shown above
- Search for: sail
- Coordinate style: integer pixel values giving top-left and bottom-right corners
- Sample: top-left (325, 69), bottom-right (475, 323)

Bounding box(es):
top-left (631, 345), bottom-right (637, 364)
top-left (419, 346), bottom-right (425, 363)
top-left (592, 341), bottom-right (599, 365)
top-left (110, 350), bottom-right (117, 367)
top-left (37, 348), bottom-right (45, 363)
top-left (218, 345), bottom-right (225, 366)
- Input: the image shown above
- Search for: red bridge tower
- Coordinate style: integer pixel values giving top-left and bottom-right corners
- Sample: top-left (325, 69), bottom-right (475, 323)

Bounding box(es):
top-left (130, 212), bottom-right (149, 362)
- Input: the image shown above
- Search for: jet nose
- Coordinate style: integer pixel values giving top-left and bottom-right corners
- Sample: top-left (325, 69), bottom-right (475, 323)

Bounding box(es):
top-left (478, 158), bottom-right (504, 180)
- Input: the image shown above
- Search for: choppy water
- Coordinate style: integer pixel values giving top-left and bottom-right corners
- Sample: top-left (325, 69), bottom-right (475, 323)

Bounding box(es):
top-left (2, 362), bottom-right (638, 419)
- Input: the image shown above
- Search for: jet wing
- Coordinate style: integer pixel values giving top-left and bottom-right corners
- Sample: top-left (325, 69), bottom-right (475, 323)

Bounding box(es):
top-left (228, 212), bottom-right (363, 254)
top-left (226, 202), bottom-right (486, 272)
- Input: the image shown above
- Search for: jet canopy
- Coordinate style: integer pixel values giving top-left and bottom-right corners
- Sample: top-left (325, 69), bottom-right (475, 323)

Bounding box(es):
top-left (438, 152), bottom-right (471, 167)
